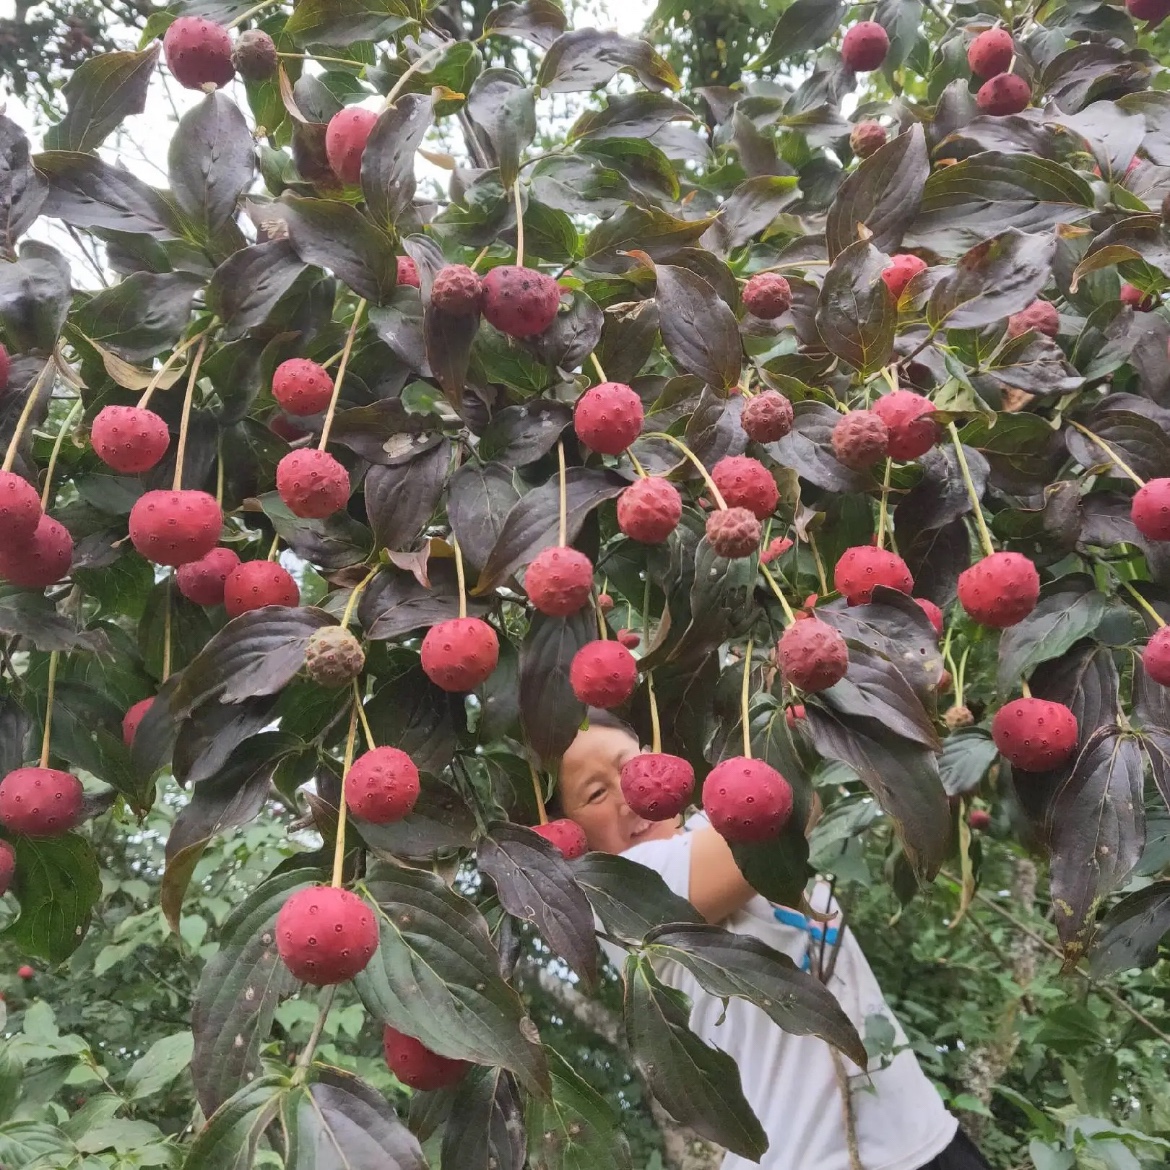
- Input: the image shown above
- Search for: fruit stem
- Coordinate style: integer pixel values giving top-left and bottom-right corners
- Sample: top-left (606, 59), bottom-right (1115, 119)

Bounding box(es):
top-left (1020, 679), bottom-right (1031, 698)
top-left (594, 591), bottom-right (608, 640)
top-left (469, 243), bottom-right (491, 273)
top-left (383, 43), bottom-right (449, 108)
top-left (353, 679), bottom-right (376, 750)
top-left (292, 985), bottom-right (337, 1084)
top-left (341, 564), bottom-right (379, 629)
top-left (628, 449), bottom-right (649, 478)
top-left (955, 645), bottom-right (969, 708)
top-left (453, 536), bottom-right (468, 620)
top-left (279, 52), bottom-right (367, 68)
top-left (137, 327), bottom-right (209, 410)
top-left (740, 639), bottom-right (754, 759)
top-left (40, 399), bottom-right (81, 511)
top-left (760, 562), bottom-right (796, 625)
top-left (318, 300), bottom-right (366, 451)
top-left (808, 530), bottom-right (829, 596)
top-left (227, 0), bottom-right (280, 29)
top-left (557, 439), bottom-right (568, 547)
top-left (172, 337), bottom-right (209, 492)
top-left (512, 178), bottom-right (525, 268)
top-left (2, 359), bottom-right (55, 474)
top-left (267, 534), bottom-right (281, 561)
top-left (39, 651), bottom-right (59, 769)
top-left (1067, 420), bottom-right (1145, 488)
top-left (332, 701), bottom-right (360, 888)
top-left (590, 352), bottom-right (607, 383)
top-left (644, 431), bottom-right (727, 509)
top-left (947, 421), bottom-right (996, 559)
top-left (1119, 577), bottom-right (1167, 628)
top-left (215, 432), bottom-right (225, 507)
top-left (647, 672), bottom-right (662, 754)
top-left (528, 759), bottom-right (548, 825)
top-left (875, 458), bottom-right (892, 552)
top-left (163, 578), bottom-right (173, 683)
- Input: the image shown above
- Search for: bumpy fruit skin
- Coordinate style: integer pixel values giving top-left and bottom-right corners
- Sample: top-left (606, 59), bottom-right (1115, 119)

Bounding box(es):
top-left (741, 390), bottom-right (793, 443)
top-left (706, 507), bottom-right (762, 559)
top-left (761, 535), bottom-right (793, 564)
top-left (957, 551), bottom-right (1040, 628)
top-left (621, 753), bottom-right (695, 821)
top-left (122, 697), bottom-right (154, 747)
top-left (177, 546), bottom-right (239, 607)
top-left (383, 1027), bottom-right (469, 1091)
top-left (832, 410), bottom-right (889, 471)
top-left (232, 28), bottom-right (277, 80)
top-left (91, 406), bottom-right (169, 473)
top-left (1128, 0), bottom-right (1170, 20)
top-left (1007, 300), bottom-right (1059, 338)
top-left (570, 640), bottom-right (638, 707)
top-left (130, 490), bottom-right (222, 567)
top-left (0, 839), bottom-right (13, 896)
top-left (597, 593), bottom-right (614, 613)
top-left (345, 747), bottom-right (420, 824)
top-left (617, 477), bottom-right (682, 543)
top-left (431, 264), bottom-right (482, 315)
top-left (850, 120), bottom-right (887, 159)
top-left (574, 382), bottom-right (644, 455)
top-left (872, 390), bottom-right (940, 460)
top-left (703, 757), bottom-right (793, 843)
top-left (325, 107), bottom-right (378, 185)
top-left (777, 619), bottom-right (849, 692)
top-left (482, 265), bottom-right (561, 337)
top-left (742, 273), bottom-right (792, 319)
top-left (223, 561), bottom-right (300, 618)
top-left (1120, 282), bottom-right (1157, 311)
top-left (275, 886), bottom-right (378, 986)
top-left (420, 618), bottom-right (499, 691)
top-left (1142, 626), bottom-right (1170, 684)
top-left (534, 818), bottom-right (588, 859)
top-left (397, 256), bottom-right (420, 288)
top-left (968, 808), bottom-right (992, 831)
top-left (618, 629), bottom-right (641, 649)
top-left (834, 546), bottom-right (913, 605)
top-left (968, 28), bottom-right (1014, 78)
top-left (305, 626), bottom-right (366, 688)
top-left (915, 597), bottom-right (944, 637)
top-left (272, 359), bottom-right (333, 417)
top-left (712, 456), bottom-right (779, 520)
top-left (0, 515), bottom-right (73, 588)
top-left (992, 697), bottom-right (1078, 772)
top-left (526, 547), bottom-right (594, 616)
top-left (0, 767), bottom-right (84, 836)
top-left (163, 17), bottom-right (234, 89)
top-left (18, 965), bottom-right (33, 979)
top-left (785, 704), bottom-right (807, 727)
top-left (1132, 478), bottom-right (1170, 540)
top-left (945, 705), bottom-right (974, 730)
top-left (276, 449), bottom-right (350, 519)
top-left (977, 73), bottom-right (1031, 116)
top-left (881, 254), bottom-right (927, 299)
top-left (842, 21), bottom-right (890, 72)
top-left (0, 470), bottom-right (42, 545)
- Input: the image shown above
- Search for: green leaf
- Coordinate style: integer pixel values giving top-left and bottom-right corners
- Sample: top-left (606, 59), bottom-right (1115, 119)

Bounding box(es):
top-left (0, 117), bottom-right (46, 252)
top-left (751, 0), bottom-right (846, 70)
top-left (36, 150), bottom-right (178, 238)
top-left (537, 29), bottom-right (679, 94)
top-left (1066, 409), bottom-right (1170, 483)
top-left (478, 401), bottom-right (572, 466)
top-left (168, 93), bottom-right (255, 236)
top-left (284, 0), bottom-right (414, 47)
top-left (1089, 878), bottom-right (1170, 977)
top-left (205, 239), bottom-right (311, 340)
top-left (769, 399), bottom-right (873, 494)
top-left (581, 204), bottom-right (715, 273)
top-left (568, 91), bottom-right (695, 142)
top-left (519, 610), bottom-right (595, 763)
top-left (356, 776), bottom-right (478, 860)
top-left (44, 44), bottom-right (159, 153)
top-left (570, 852), bottom-right (703, 943)
top-left (359, 559), bottom-right (488, 642)
top-left (706, 175), bottom-right (798, 255)
top-left (482, 0), bottom-right (568, 49)
top-left (824, 643), bottom-right (941, 749)
top-left (124, 1032), bottom-right (195, 1101)
top-left (364, 439), bottom-right (450, 553)
top-left (815, 239), bottom-right (896, 377)
top-left (448, 463), bottom-right (521, 574)
top-left (181, 1076), bottom-right (286, 1170)
top-left (71, 271), bottom-right (203, 363)
top-left (442, 1067), bottom-right (526, 1170)
top-left (939, 729), bottom-right (999, 797)
top-left (467, 69), bottom-right (536, 189)
top-left (0, 248), bottom-right (71, 352)
top-left (624, 956), bottom-right (767, 1160)
top-left (654, 263), bottom-right (741, 391)
top-left (361, 94), bottom-right (432, 232)
top-left (874, 0), bottom-right (924, 69)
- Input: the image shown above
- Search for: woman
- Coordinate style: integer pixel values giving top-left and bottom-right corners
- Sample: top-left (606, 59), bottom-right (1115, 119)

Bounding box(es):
top-left (559, 713), bottom-right (991, 1170)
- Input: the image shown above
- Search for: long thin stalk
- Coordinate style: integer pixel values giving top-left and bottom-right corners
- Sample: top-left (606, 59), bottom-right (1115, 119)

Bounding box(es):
top-left (318, 300), bottom-right (367, 451)
top-left (2, 359), bottom-right (55, 473)
top-left (331, 703), bottom-right (360, 888)
top-left (1120, 577), bottom-right (1167, 628)
top-left (647, 673), bottom-right (662, 754)
top-left (741, 640), bottom-right (754, 759)
top-left (172, 338), bottom-right (209, 491)
top-left (40, 399), bottom-right (81, 510)
top-left (760, 562), bottom-right (796, 624)
top-left (453, 536), bottom-right (468, 620)
top-left (947, 421), bottom-right (995, 558)
top-left (1068, 420), bottom-right (1145, 487)
top-left (529, 760), bottom-right (548, 825)
top-left (644, 431), bottom-right (727, 508)
top-left (513, 178), bottom-right (525, 268)
top-left (557, 440), bottom-right (568, 547)
top-left (39, 652), bottom-right (60, 768)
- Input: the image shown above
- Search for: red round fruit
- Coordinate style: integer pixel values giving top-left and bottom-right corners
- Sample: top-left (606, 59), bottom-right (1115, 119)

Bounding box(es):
top-left (976, 73), bottom-right (1031, 116)
top-left (618, 629), bottom-right (641, 649)
top-left (842, 21), bottom-right (890, 72)
top-left (1132, 478), bottom-right (1170, 540)
top-left (1142, 625), bottom-right (1170, 684)
top-left (275, 885), bottom-right (378, 986)
top-left (785, 704), bottom-right (807, 728)
top-left (276, 448), bottom-right (350, 519)
top-left (122, 698), bottom-right (154, 747)
top-left (742, 273), bottom-right (792, 319)
top-left (430, 264), bottom-right (482, 315)
top-left (850, 120), bottom-right (887, 159)
top-left (163, 16), bottom-right (234, 90)
top-left (534, 818), bottom-right (588, 860)
top-left (325, 107), bottom-right (378, 186)
top-left (597, 593), bottom-right (614, 612)
top-left (706, 507), bottom-right (762, 559)
top-left (1121, 282), bottom-right (1157, 311)
top-left (0, 343), bottom-right (9, 392)
top-left (617, 477), bottom-right (682, 544)
top-left (232, 28), bottom-right (277, 81)
top-left (90, 406), bottom-right (170, 473)
top-left (272, 359), bottom-right (333, 417)
top-left (397, 256), bottom-right (420, 288)
top-left (968, 808), bottom-right (992, 831)
top-left (881, 254), bottom-right (928, 300)
top-left (777, 618), bottom-right (849, 692)
top-left (968, 28), bottom-right (1014, 79)
top-left (18, 965), bottom-right (33, 980)
top-left (129, 489), bottom-right (222, 567)
top-left (761, 535), bottom-right (793, 565)
top-left (832, 410), bottom-right (889, 471)
top-left (482, 265), bottom-right (561, 337)
top-left (574, 382), bottom-right (644, 455)
top-left (525, 546), bottom-right (593, 616)
top-left (345, 746), bottom-right (420, 824)
top-left (177, 546), bottom-right (240, 607)
top-left (872, 390), bottom-right (940, 460)
top-left (0, 767), bottom-right (84, 837)
top-left (1007, 300), bottom-right (1059, 339)
top-left (0, 470), bottom-right (42, 545)
top-left (420, 617), bottom-right (499, 692)
top-left (223, 560), bottom-right (299, 618)
top-left (703, 757), bottom-right (793, 843)
top-left (0, 839), bottom-right (13, 896)
top-left (915, 597), bottom-right (944, 637)
top-left (991, 697), bottom-right (1078, 772)
top-left (712, 456), bottom-right (779, 520)
top-left (834, 546), bottom-right (913, 605)
top-left (383, 1027), bottom-right (469, 1091)
top-left (1128, 0), bottom-right (1170, 20)
top-left (621, 753), bottom-right (695, 821)
top-left (570, 640), bottom-right (638, 708)
top-left (957, 551), bottom-right (1040, 628)
top-left (741, 390), bottom-right (793, 443)
top-left (0, 515), bottom-right (72, 588)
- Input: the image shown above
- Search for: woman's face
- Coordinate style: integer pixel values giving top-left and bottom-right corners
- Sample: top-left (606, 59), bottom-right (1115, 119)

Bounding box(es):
top-left (559, 725), bottom-right (680, 855)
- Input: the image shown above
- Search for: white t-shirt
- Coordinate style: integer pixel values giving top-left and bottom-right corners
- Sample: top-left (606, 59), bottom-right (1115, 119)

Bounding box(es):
top-left (616, 827), bottom-right (958, 1170)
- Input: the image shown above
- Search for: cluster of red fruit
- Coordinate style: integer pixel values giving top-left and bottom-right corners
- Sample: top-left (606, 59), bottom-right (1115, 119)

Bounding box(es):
top-left (162, 17), bottom-right (276, 90)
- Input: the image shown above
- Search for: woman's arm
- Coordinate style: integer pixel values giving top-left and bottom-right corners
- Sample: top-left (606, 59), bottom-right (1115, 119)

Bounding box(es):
top-left (687, 828), bottom-right (757, 923)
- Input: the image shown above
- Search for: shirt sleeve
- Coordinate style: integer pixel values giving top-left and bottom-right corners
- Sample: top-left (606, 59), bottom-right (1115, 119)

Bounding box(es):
top-left (621, 834), bottom-right (693, 901)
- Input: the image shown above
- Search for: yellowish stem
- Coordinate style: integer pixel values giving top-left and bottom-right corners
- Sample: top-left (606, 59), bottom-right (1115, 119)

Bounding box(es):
top-left (267, 533), bottom-right (281, 562)
top-left (341, 564), bottom-right (379, 629)
top-left (353, 679), bottom-right (376, 751)
top-left (808, 531), bottom-right (829, 596)
top-left (332, 702), bottom-right (360, 888)
top-left (513, 178), bottom-right (525, 268)
top-left (947, 421), bottom-right (996, 559)
top-left (215, 432), bottom-right (225, 507)
top-left (2, 359), bottom-right (55, 473)
top-left (741, 639), bottom-right (754, 759)
top-left (383, 44), bottom-right (449, 108)
top-left (876, 458), bottom-right (892, 551)
top-left (647, 673), bottom-right (662, 754)
top-left (644, 431), bottom-right (727, 508)
top-left (318, 300), bottom-right (366, 451)
top-left (163, 578), bottom-right (173, 683)
top-left (226, 0), bottom-right (279, 28)
top-left (40, 399), bottom-right (81, 510)
top-left (1068, 420), bottom-right (1145, 488)
top-left (1120, 578), bottom-right (1167, 628)
top-left (137, 328), bottom-right (208, 410)
top-left (39, 651), bottom-right (59, 768)
top-left (172, 338), bottom-right (209, 491)
top-left (557, 439), bottom-right (568, 547)
top-left (628, 449), bottom-right (649, 478)
top-left (760, 562), bottom-right (796, 625)
top-left (470, 244), bottom-right (491, 273)
top-left (529, 759), bottom-right (548, 825)
top-left (590, 352), bottom-right (607, 383)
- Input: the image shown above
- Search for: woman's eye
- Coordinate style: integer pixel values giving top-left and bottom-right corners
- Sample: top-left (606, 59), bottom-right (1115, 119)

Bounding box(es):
top-left (587, 788), bottom-right (604, 804)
